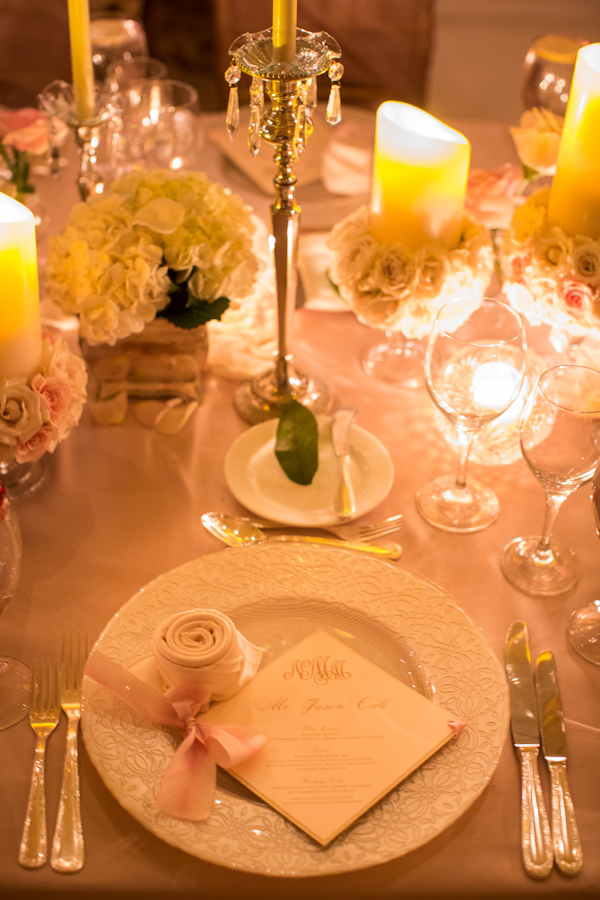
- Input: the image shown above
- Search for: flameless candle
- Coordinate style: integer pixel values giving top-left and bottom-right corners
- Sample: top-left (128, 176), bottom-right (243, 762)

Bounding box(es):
top-left (68, 0), bottom-right (95, 120)
top-left (371, 102), bottom-right (470, 251)
top-left (0, 194), bottom-right (41, 380)
top-left (272, 0), bottom-right (297, 63)
top-left (548, 43), bottom-right (600, 238)
top-left (471, 362), bottom-right (523, 416)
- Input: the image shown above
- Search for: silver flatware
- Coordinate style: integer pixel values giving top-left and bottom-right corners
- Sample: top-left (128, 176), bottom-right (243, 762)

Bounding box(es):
top-left (201, 516), bottom-right (402, 559)
top-left (505, 620), bottom-right (553, 879)
top-left (331, 406), bottom-right (357, 522)
top-left (201, 511), bottom-right (403, 543)
top-left (19, 659), bottom-right (60, 868)
top-left (51, 632), bottom-right (89, 873)
top-left (535, 650), bottom-right (583, 876)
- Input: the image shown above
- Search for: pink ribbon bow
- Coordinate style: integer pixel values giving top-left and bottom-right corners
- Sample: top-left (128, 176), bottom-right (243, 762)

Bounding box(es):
top-left (84, 651), bottom-right (268, 821)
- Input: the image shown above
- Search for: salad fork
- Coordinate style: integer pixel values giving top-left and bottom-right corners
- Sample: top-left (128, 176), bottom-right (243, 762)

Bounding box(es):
top-left (51, 632), bottom-right (90, 873)
top-left (18, 658), bottom-right (60, 868)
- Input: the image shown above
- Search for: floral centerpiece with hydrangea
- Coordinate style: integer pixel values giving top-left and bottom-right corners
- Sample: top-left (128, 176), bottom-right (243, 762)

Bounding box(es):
top-left (0, 333), bottom-right (87, 464)
top-left (499, 187), bottom-right (600, 336)
top-left (45, 168), bottom-right (260, 345)
top-left (328, 206), bottom-right (494, 339)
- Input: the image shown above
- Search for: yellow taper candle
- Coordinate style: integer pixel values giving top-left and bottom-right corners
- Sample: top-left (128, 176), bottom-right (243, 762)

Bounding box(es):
top-left (548, 43), bottom-right (600, 238)
top-left (0, 194), bottom-right (41, 380)
top-left (272, 0), bottom-right (297, 63)
top-left (68, 0), bottom-right (95, 120)
top-left (371, 102), bottom-right (470, 251)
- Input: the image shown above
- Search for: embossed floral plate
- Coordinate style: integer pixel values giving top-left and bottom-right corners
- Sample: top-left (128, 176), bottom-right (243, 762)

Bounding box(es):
top-left (81, 544), bottom-right (508, 876)
top-left (224, 417), bottom-right (394, 526)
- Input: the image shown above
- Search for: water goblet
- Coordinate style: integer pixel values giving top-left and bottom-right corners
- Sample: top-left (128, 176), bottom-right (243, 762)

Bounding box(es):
top-left (0, 479), bottom-right (29, 730)
top-left (416, 297), bottom-right (526, 532)
top-left (90, 12), bottom-right (149, 83)
top-left (501, 365), bottom-right (600, 596)
top-left (522, 34), bottom-right (587, 117)
top-left (567, 466), bottom-right (600, 664)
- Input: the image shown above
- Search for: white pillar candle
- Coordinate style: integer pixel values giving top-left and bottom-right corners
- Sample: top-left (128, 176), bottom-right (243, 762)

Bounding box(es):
top-left (548, 43), bottom-right (600, 238)
top-left (371, 102), bottom-right (470, 251)
top-left (0, 194), bottom-right (41, 380)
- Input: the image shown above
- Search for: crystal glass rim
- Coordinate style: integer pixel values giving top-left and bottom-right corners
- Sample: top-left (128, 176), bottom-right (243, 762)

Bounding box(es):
top-left (433, 297), bottom-right (525, 348)
top-left (536, 364), bottom-right (600, 414)
top-left (132, 78), bottom-right (199, 110)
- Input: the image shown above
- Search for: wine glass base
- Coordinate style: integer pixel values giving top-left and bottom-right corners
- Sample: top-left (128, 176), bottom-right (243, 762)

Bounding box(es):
top-left (0, 457), bottom-right (46, 501)
top-left (363, 335), bottom-right (424, 390)
top-left (233, 369), bottom-right (334, 425)
top-left (567, 604), bottom-right (600, 665)
top-left (0, 656), bottom-right (30, 730)
top-left (416, 474), bottom-right (499, 533)
top-left (500, 536), bottom-right (578, 596)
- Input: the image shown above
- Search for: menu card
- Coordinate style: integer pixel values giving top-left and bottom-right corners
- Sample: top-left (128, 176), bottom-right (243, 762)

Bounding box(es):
top-left (199, 630), bottom-right (456, 845)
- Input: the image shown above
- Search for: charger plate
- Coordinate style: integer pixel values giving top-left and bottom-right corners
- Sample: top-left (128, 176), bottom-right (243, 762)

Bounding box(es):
top-left (81, 544), bottom-right (508, 877)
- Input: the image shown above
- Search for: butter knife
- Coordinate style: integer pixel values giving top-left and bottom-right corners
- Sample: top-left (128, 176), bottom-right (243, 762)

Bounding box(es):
top-left (331, 407), bottom-right (357, 522)
top-left (535, 650), bottom-right (583, 876)
top-left (505, 621), bottom-right (553, 879)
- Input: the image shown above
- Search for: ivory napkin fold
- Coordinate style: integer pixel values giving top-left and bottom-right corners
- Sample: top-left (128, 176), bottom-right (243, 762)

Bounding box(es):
top-left (150, 609), bottom-right (264, 701)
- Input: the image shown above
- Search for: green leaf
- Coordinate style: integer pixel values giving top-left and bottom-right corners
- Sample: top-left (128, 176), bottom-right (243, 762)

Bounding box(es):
top-left (158, 277), bottom-right (230, 329)
top-left (275, 400), bottom-right (319, 486)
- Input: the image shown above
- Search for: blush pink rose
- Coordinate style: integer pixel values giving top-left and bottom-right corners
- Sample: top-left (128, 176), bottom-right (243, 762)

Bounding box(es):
top-left (15, 424), bottom-right (55, 464)
top-left (465, 163), bottom-right (524, 230)
top-left (0, 108), bottom-right (49, 156)
top-left (562, 280), bottom-right (593, 312)
top-left (30, 374), bottom-right (73, 436)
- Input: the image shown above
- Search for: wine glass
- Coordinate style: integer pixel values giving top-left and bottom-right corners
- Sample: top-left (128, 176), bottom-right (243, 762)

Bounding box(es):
top-left (567, 466), bottom-right (600, 664)
top-left (501, 365), bottom-right (600, 596)
top-left (522, 34), bottom-right (587, 117)
top-left (416, 298), bottom-right (526, 532)
top-left (90, 12), bottom-right (149, 83)
top-left (0, 478), bottom-right (29, 729)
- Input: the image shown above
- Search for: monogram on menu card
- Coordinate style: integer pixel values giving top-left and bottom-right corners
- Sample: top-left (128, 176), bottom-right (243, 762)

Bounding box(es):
top-left (283, 656), bottom-right (351, 684)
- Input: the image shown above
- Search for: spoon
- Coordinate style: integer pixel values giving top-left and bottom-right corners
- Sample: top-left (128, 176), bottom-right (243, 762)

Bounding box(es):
top-left (201, 514), bottom-right (402, 560)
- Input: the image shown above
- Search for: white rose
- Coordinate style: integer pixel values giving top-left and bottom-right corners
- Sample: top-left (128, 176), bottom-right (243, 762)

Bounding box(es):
top-left (572, 238), bottom-right (600, 287)
top-left (371, 245), bottom-right (415, 295)
top-left (0, 379), bottom-right (49, 446)
top-left (413, 244), bottom-right (449, 297)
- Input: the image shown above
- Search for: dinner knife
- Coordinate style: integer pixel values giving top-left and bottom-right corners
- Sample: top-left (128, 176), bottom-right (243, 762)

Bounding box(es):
top-left (505, 621), bottom-right (553, 879)
top-left (535, 650), bottom-right (583, 876)
top-left (331, 406), bottom-right (357, 522)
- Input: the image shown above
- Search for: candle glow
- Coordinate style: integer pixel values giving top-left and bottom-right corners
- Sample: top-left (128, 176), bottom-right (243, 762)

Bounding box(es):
top-left (471, 362), bottom-right (523, 415)
top-left (272, 0), bottom-right (297, 63)
top-left (548, 43), bottom-right (600, 238)
top-left (0, 194), bottom-right (41, 380)
top-left (371, 102), bottom-right (470, 252)
top-left (68, 0), bottom-right (95, 120)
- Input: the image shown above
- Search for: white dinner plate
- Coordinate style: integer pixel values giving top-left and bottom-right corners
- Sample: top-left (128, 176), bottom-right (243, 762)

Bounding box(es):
top-left (224, 417), bottom-right (394, 526)
top-left (81, 544), bottom-right (508, 877)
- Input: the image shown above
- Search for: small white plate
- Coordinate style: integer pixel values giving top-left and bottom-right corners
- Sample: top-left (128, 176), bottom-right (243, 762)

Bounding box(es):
top-left (224, 417), bottom-right (394, 526)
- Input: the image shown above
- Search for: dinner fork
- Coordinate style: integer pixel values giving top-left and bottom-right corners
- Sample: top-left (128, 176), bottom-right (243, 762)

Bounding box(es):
top-left (18, 658), bottom-right (60, 868)
top-left (245, 513), bottom-right (404, 542)
top-left (51, 632), bottom-right (90, 873)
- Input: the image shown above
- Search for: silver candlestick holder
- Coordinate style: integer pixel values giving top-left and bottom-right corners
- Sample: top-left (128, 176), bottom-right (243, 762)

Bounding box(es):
top-left (225, 27), bottom-right (343, 424)
top-left (39, 79), bottom-right (116, 201)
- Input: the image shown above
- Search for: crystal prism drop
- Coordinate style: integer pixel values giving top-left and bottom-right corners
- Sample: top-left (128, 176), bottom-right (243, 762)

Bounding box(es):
top-left (326, 83), bottom-right (342, 125)
top-left (226, 86), bottom-right (240, 140)
top-left (306, 77), bottom-right (317, 110)
top-left (248, 103), bottom-right (261, 156)
top-left (250, 76), bottom-right (264, 111)
top-left (295, 102), bottom-right (307, 155)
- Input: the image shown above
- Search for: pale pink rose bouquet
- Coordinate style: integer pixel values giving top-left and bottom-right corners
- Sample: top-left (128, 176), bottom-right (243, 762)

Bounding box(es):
top-left (0, 108), bottom-right (66, 203)
top-left (0, 334), bottom-right (87, 465)
top-left (465, 163), bottom-right (525, 231)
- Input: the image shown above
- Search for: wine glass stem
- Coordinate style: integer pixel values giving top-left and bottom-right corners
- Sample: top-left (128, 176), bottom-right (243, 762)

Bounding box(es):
top-left (454, 429), bottom-right (476, 490)
top-left (535, 491), bottom-right (568, 562)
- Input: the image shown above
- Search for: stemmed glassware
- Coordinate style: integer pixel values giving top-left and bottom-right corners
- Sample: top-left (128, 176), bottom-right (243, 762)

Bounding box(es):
top-left (416, 298), bottom-right (526, 532)
top-left (501, 365), bottom-right (600, 596)
top-left (567, 466), bottom-right (600, 664)
top-left (0, 478), bottom-right (28, 729)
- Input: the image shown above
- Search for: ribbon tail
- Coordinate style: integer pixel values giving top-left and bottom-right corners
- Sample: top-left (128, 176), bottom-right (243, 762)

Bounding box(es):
top-left (157, 729), bottom-right (217, 820)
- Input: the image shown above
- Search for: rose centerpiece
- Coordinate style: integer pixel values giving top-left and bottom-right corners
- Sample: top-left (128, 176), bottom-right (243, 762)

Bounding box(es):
top-left (45, 168), bottom-right (262, 423)
top-left (327, 103), bottom-right (495, 388)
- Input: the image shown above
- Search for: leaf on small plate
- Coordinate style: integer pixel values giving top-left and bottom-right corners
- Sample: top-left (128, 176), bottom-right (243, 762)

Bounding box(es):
top-left (274, 400), bottom-right (319, 486)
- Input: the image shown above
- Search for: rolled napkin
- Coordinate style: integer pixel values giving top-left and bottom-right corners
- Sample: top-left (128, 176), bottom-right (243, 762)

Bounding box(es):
top-left (151, 609), bottom-right (264, 701)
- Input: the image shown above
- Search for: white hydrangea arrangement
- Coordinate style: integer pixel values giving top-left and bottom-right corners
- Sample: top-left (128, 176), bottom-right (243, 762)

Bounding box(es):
top-left (327, 206), bottom-right (494, 339)
top-left (500, 188), bottom-right (600, 335)
top-left (45, 169), bottom-right (260, 345)
top-left (0, 334), bottom-right (87, 464)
